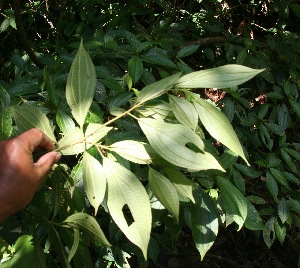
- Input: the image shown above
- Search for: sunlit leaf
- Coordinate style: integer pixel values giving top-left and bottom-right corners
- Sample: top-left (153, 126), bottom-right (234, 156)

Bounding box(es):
top-left (82, 152), bottom-right (106, 214)
top-left (57, 127), bottom-right (85, 155)
top-left (0, 235), bottom-right (37, 268)
top-left (64, 212), bottom-right (110, 246)
top-left (13, 105), bottom-right (56, 142)
top-left (68, 229), bottom-right (80, 263)
top-left (136, 72), bottom-right (181, 104)
top-left (191, 187), bottom-right (218, 260)
top-left (164, 168), bottom-right (195, 203)
top-left (149, 168), bottom-right (179, 220)
top-left (85, 123), bottom-right (112, 149)
top-left (193, 96), bottom-right (249, 165)
top-left (217, 176), bottom-right (247, 230)
top-left (169, 95), bottom-right (198, 130)
top-left (175, 64), bottom-right (264, 89)
top-left (104, 158), bottom-right (151, 259)
top-left (109, 140), bottom-right (152, 164)
top-left (66, 40), bottom-right (96, 127)
top-left (139, 118), bottom-right (224, 171)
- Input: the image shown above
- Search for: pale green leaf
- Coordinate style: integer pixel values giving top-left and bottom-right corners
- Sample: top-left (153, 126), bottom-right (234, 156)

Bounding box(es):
top-left (13, 105), bottom-right (56, 142)
top-left (85, 123), bottom-right (112, 149)
top-left (0, 235), bottom-right (37, 268)
top-left (193, 97), bottom-right (249, 165)
top-left (164, 168), bottom-right (195, 203)
top-left (82, 152), bottom-right (106, 214)
top-left (169, 95), bottom-right (198, 130)
top-left (217, 177), bottom-right (247, 230)
top-left (175, 64), bottom-right (264, 89)
top-left (136, 72), bottom-right (181, 104)
top-left (138, 117), bottom-right (224, 171)
top-left (104, 158), bottom-right (151, 259)
top-left (64, 212), bottom-right (110, 246)
top-left (191, 187), bottom-right (218, 260)
top-left (149, 168), bottom-right (179, 220)
top-left (66, 40), bottom-right (96, 127)
top-left (109, 140), bottom-right (152, 164)
top-left (68, 229), bottom-right (80, 263)
top-left (57, 127), bottom-right (85, 155)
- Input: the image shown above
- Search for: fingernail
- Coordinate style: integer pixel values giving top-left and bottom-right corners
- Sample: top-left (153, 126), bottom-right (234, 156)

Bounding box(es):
top-left (55, 153), bottom-right (62, 162)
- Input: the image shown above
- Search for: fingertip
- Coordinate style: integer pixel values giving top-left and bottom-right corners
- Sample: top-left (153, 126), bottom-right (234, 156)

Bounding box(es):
top-left (35, 152), bottom-right (61, 176)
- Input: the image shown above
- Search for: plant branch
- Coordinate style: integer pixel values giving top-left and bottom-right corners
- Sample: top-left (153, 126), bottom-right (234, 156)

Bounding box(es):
top-left (184, 36), bottom-right (229, 47)
top-left (55, 102), bottom-right (142, 152)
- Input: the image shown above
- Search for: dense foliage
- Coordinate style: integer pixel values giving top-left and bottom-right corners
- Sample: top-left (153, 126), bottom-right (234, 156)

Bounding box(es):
top-left (1, 0), bottom-right (300, 267)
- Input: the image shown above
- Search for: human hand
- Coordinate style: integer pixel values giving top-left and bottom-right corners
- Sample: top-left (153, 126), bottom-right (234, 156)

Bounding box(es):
top-left (0, 128), bottom-right (61, 221)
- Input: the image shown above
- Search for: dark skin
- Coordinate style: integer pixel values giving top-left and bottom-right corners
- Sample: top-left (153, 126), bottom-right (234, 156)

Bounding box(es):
top-left (0, 128), bottom-right (61, 221)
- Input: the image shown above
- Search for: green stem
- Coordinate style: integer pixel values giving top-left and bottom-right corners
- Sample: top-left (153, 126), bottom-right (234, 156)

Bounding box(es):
top-left (55, 102), bottom-right (142, 152)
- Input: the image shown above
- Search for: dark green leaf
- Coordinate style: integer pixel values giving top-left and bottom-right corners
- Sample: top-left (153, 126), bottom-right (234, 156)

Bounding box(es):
top-left (128, 56), bottom-right (143, 83)
top-left (191, 187), bottom-right (218, 260)
top-left (263, 217), bottom-right (275, 248)
top-left (217, 177), bottom-right (247, 230)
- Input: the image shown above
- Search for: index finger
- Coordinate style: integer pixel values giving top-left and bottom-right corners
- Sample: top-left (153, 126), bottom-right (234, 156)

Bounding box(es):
top-left (18, 128), bottom-right (55, 152)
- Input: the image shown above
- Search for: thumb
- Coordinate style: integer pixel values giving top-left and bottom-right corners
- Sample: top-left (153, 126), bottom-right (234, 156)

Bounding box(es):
top-left (35, 152), bottom-right (61, 178)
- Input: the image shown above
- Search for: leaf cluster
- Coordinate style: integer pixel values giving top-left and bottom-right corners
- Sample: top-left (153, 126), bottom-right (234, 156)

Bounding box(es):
top-left (1, 0), bottom-right (300, 266)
